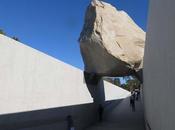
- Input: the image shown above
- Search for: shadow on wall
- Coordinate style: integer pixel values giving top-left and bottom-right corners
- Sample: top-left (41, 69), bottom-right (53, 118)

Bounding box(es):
top-left (83, 71), bottom-right (123, 123)
top-left (0, 72), bottom-right (122, 130)
top-left (0, 103), bottom-right (98, 130)
top-left (84, 71), bottom-right (105, 104)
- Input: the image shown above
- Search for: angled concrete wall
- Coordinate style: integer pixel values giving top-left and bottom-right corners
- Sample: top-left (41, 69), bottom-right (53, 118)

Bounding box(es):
top-left (144, 0), bottom-right (175, 129)
top-left (0, 34), bottom-right (93, 114)
top-left (0, 34), bottom-right (130, 130)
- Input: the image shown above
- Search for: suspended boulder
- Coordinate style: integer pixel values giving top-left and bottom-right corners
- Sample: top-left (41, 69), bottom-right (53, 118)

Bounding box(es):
top-left (79, 0), bottom-right (145, 77)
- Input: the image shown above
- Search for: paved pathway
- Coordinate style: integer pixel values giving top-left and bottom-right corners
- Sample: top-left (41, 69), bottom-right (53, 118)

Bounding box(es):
top-left (86, 96), bottom-right (145, 130)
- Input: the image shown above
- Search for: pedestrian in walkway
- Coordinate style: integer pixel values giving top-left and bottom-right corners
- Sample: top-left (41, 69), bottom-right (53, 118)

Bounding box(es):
top-left (135, 89), bottom-right (140, 101)
top-left (130, 91), bottom-right (136, 112)
top-left (98, 104), bottom-right (104, 122)
top-left (130, 91), bottom-right (133, 106)
top-left (131, 97), bottom-right (135, 112)
top-left (67, 115), bottom-right (75, 130)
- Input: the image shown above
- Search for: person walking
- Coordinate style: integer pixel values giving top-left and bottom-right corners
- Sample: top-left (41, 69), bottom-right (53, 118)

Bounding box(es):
top-left (98, 104), bottom-right (104, 122)
top-left (130, 91), bottom-right (136, 112)
top-left (67, 115), bottom-right (75, 130)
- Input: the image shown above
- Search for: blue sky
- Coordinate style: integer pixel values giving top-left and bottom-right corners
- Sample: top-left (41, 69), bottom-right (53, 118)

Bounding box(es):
top-left (0, 0), bottom-right (148, 70)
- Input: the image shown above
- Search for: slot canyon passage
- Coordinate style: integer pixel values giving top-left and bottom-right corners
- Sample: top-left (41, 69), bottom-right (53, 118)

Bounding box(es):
top-left (1, 0), bottom-right (175, 130)
top-left (79, 0), bottom-right (145, 130)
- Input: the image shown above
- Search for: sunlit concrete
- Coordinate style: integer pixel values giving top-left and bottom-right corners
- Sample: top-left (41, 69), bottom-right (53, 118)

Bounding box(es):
top-left (0, 34), bottom-right (130, 130)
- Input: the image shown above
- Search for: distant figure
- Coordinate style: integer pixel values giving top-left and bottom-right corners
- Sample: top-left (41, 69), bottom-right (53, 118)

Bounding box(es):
top-left (67, 115), bottom-right (75, 130)
top-left (132, 97), bottom-right (135, 112)
top-left (130, 91), bottom-right (133, 106)
top-left (133, 90), bottom-right (136, 100)
top-left (130, 91), bottom-right (136, 112)
top-left (130, 93), bottom-right (133, 106)
top-left (135, 89), bottom-right (140, 101)
top-left (98, 104), bottom-right (104, 122)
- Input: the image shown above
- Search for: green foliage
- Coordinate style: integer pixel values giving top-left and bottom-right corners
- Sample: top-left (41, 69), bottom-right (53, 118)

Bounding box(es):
top-left (122, 76), bottom-right (132, 82)
top-left (0, 29), bottom-right (5, 35)
top-left (0, 29), bottom-right (20, 42)
top-left (114, 78), bottom-right (121, 86)
top-left (103, 77), bottom-right (121, 87)
top-left (120, 84), bottom-right (130, 91)
top-left (121, 77), bottom-right (140, 91)
top-left (103, 75), bottom-right (141, 92)
top-left (103, 77), bottom-right (114, 84)
top-left (12, 37), bottom-right (20, 41)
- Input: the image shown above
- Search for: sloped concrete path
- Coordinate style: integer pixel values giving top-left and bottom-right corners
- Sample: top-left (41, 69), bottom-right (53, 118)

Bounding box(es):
top-left (86, 96), bottom-right (145, 130)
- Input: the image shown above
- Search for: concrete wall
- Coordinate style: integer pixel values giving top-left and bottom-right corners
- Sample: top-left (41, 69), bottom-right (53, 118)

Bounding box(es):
top-left (0, 34), bottom-right (130, 130)
top-left (143, 0), bottom-right (175, 129)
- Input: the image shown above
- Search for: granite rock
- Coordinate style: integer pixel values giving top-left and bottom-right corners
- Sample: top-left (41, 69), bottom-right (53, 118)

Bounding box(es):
top-left (79, 0), bottom-right (145, 76)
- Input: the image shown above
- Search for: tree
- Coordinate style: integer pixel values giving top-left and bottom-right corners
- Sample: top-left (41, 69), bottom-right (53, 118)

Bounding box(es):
top-left (103, 76), bottom-right (140, 92)
top-left (120, 84), bottom-right (130, 91)
top-left (103, 77), bottom-right (121, 87)
top-left (114, 78), bottom-right (121, 86)
top-left (0, 29), bottom-right (5, 35)
top-left (103, 77), bottom-right (114, 84)
top-left (12, 37), bottom-right (20, 41)
top-left (0, 29), bottom-right (20, 42)
top-left (122, 76), bottom-right (132, 82)
top-left (120, 76), bottom-right (140, 91)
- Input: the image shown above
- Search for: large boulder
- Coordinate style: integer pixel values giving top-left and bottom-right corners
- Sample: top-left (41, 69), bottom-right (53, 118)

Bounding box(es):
top-left (79, 0), bottom-right (145, 77)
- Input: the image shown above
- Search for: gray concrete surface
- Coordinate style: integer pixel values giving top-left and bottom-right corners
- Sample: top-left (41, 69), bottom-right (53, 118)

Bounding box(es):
top-left (0, 34), bottom-right (130, 130)
top-left (0, 34), bottom-right (130, 115)
top-left (0, 103), bottom-right (98, 130)
top-left (86, 96), bottom-right (145, 130)
top-left (143, 0), bottom-right (175, 129)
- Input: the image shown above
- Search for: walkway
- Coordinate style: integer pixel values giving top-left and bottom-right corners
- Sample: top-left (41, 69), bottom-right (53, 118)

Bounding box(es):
top-left (86, 96), bottom-right (145, 130)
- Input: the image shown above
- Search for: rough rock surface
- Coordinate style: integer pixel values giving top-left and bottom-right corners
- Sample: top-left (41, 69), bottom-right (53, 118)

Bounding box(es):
top-left (79, 0), bottom-right (145, 77)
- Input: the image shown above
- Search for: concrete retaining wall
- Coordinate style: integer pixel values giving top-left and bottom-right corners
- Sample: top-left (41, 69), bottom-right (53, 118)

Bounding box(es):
top-left (0, 34), bottom-right (130, 130)
top-left (143, 0), bottom-right (175, 129)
